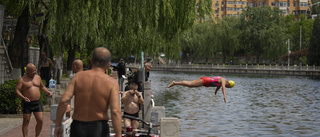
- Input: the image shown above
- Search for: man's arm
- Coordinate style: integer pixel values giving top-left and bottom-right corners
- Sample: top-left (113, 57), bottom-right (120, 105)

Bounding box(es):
top-left (135, 91), bottom-right (144, 105)
top-left (121, 91), bottom-right (130, 104)
top-left (136, 69), bottom-right (144, 91)
top-left (15, 78), bottom-right (30, 102)
top-left (39, 76), bottom-right (52, 96)
top-left (109, 81), bottom-right (122, 137)
top-left (220, 79), bottom-right (227, 103)
top-left (55, 76), bottom-right (75, 136)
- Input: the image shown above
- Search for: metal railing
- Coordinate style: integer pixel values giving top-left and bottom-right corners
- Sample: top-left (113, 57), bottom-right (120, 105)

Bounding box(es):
top-left (0, 38), bottom-right (13, 84)
top-left (1, 38), bottom-right (13, 70)
top-left (152, 64), bottom-right (320, 71)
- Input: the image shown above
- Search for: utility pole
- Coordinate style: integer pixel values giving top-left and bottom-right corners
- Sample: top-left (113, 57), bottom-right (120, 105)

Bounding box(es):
top-left (288, 39), bottom-right (290, 70)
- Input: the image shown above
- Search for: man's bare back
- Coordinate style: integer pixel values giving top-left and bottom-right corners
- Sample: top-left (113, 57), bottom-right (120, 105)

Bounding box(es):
top-left (72, 69), bottom-right (118, 121)
top-left (55, 47), bottom-right (122, 137)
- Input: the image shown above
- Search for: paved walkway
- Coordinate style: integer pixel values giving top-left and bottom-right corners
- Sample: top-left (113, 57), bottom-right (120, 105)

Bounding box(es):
top-left (0, 70), bottom-right (119, 137)
top-left (0, 112), bottom-right (51, 137)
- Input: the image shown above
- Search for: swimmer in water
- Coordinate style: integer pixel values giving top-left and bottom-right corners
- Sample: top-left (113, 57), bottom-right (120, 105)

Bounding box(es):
top-left (167, 76), bottom-right (235, 103)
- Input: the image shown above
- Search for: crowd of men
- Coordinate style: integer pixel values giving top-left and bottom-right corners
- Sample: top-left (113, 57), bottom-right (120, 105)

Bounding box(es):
top-left (15, 47), bottom-right (152, 137)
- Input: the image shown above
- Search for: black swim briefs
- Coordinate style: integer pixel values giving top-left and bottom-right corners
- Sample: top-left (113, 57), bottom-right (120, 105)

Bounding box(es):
top-left (70, 120), bottom-right (110, 137)
top-left (123, 111), bottom-right (139, 120)
top-left (23, 100), bottom-right (43, 114)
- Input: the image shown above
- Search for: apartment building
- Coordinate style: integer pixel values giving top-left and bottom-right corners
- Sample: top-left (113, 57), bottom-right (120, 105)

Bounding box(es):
top-left (211, 0), bottom-right (313, 19)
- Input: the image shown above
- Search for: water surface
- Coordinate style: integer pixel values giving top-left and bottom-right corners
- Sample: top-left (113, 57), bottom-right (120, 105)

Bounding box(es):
top-left (149, 71), bottom-right (320, 137)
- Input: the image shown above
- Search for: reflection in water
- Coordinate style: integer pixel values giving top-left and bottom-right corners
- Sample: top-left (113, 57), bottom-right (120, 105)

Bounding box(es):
top-left (149, 71), bottom-right (320, 137)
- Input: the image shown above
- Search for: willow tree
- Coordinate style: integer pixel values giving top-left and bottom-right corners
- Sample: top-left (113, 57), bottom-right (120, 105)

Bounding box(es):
top-left (1, 0), bottom-right (45, 77)
top-left (47, 0), bottom-right (212, 68)
top-left (215, 17), bottom-right (240, 63)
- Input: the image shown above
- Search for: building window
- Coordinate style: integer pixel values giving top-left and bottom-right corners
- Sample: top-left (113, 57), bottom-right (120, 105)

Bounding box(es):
top-left (248, 3), bottom-right (254, 7)
top-left (299, 2), bottom-right (308, 7)
top-left (271, 2), bottom-right (276, 6)
top-left (279, 2), bottom-right (284, 7)
top-left (226, 1), bottom-right (234, 4)
top-left (294, 3), bottom-right (296, 7)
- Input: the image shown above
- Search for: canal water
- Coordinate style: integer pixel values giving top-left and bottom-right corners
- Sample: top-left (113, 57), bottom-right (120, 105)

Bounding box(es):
top-left (149, 71), bottom-right (320, 137)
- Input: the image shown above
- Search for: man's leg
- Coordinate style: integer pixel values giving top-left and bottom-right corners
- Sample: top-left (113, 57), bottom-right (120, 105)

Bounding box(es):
top-left (33, 112), bottom-right (43, 137)
top-left (124, 118), bottom-right (132, 128)
top-left (132, 120), bottom-right (139, 130)
top-left (168, 79), bottom-right (203, 88)
top-left (120, 77), bottom-right (124, 91)
top-left (57, 69), bottom-right (61, 84)
top-left (22, 113), bottom-right (32, 137)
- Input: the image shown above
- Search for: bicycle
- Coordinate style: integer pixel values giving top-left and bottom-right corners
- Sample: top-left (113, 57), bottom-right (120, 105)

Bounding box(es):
top-left (123, 114), bottom-right (160, 137)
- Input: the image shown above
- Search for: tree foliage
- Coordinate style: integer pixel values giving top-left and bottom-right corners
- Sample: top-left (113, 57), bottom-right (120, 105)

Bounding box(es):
top-left (311, 0), bottom-right (320, 14)
top-left (307, 16), bottom-right (320, 65)
top-left (238, 6), bottom-right (288, 63)
top-left (286, 15), bottom-right (314, 51)
top-left (215, 17), bottom-right (240, 63)
top-left (47, 0), bottom-right (212, 59)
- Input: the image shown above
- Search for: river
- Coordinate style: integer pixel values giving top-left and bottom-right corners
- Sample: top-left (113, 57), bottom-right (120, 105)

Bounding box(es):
top-left (149, 71), bottom-right (320, 137)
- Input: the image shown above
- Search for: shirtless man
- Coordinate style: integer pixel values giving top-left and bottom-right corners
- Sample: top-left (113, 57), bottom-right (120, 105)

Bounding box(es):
top-left (66, 59), bottom-right (83, 117)
top-left (72, 59), bottom-right (83, 73)
top-left (38, 52), bottom-right (54, 87)
top-left (168, 76), bottom-right (235, 103)
top-left (55, 47), bottom-right (122, 137)
top-left (121, 83), bottom-right (144, 131)
top-left (69, 59), bottom-right (83, 79)
top-left (15, 63), bottom-right (53, 137)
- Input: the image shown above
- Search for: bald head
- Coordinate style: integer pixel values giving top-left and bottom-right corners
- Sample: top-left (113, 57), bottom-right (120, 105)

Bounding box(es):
top-left (26, 63), bottom-right (36, 77)
top-left (72, 59), bottom-right (83, 73)
top-left (91, 47), bottom-right (111, 68)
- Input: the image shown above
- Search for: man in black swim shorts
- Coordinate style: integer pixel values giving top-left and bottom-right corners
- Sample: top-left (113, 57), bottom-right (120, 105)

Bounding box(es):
top-left (23, 100), bottom-right (43, 114)
top-left (121, 83), bottom-right (144, 131)
top-left (15, 63), bottom-right (52, 137)
top-left (55, 47), bottom-right (122, 137)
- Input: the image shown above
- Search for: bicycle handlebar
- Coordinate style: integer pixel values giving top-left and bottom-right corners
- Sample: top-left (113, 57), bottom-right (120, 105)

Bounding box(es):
top-left (123, 115), bottom-right (160, 127)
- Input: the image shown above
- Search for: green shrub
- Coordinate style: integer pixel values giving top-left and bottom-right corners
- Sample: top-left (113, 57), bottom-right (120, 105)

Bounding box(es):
top-left (0, 80), bottom-right (47, 114)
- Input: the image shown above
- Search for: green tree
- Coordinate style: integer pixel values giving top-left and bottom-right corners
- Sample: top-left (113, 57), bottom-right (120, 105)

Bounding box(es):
top-left (311, 0), bottom-right (320, 14)
top-left (181, 21), bottom-right (216, 64)
top-left (1, 0), bottom-right (45, 76)
top-left (286, 15), bottom-right (314, 51)
top-left (307, 16), bottom-right (320, 65)
top-left (3, 0), bottom-right (212, 72)
top-left (238, 6), bottom-right (288, 64)
top-left (215, 17), bottom-right (240, 63)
